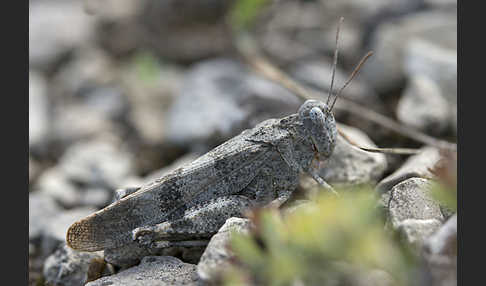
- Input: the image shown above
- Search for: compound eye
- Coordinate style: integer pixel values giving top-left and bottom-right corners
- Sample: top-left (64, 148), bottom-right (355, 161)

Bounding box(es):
top-left (302, 106), bottom-right (325, 132)
top-left (309, 107), bottom-right (326, 129)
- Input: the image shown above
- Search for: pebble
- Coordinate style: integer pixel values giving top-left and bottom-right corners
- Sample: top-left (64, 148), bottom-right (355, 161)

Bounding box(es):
top-left (29, 71), bottom-right (49, 151)
top-left (29, 1), bottom-right (95, 70)
top-left (376, 146), bottom-right (442, 194)
top-left (320, 124), bottom-right (387, 186)
top-left (422, 214), bottom-right (457, 286)
top-left (165, 58), bottom-right (301, 150)
top-left (396, 75), bottom-right (451, 134)
top-left (361, 10), bottom-right (457, 93)
top-left (197, 217), bottom-right (252, 282)
top-left (87, 256), bottom-right (199, 286)
top-left (43, 244), bottom-right (111, 286)
top-left (384, 178), bottom-right (444, 247)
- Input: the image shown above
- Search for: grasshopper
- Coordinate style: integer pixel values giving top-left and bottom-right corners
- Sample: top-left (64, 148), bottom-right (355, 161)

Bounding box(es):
top-left (66, 19), bottom-right (371, 253)
top-left (66, 97), bottom-right (341, 251)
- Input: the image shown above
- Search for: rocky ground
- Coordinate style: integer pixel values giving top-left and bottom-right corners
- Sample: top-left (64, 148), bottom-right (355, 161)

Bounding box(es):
top-left (29, 0), bottom-right (456, 285)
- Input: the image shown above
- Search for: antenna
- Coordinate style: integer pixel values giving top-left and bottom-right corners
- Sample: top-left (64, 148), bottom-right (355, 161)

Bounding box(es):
top-left (330, 51), bottom-right (374, 111)
top-left (326, 17), bottom-right (344, 107)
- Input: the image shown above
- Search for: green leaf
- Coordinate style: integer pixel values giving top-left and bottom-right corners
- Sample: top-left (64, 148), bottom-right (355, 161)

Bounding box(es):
top-left (225, 186), bottom-right (418, 286)
top-left (132, 51), bottom-right (161, 84)
top-left (229, 0), bottom-right (269, 32)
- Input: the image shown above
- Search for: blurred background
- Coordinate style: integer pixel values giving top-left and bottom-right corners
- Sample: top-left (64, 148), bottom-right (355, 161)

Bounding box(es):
top-left (29, 0), bottom-right (457, 285)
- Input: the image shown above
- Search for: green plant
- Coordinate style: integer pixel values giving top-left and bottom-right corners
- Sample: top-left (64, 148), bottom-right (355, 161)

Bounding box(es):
top-left (229, 0), bottom-right (269, 32)
top-left (132, 51), bottom-right (161, 84)
top-left (224, 188), bottom-right (418, 286)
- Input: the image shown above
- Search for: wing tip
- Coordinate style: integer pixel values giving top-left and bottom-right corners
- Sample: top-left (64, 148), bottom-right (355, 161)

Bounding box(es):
top-left (66, 218), bottom-right (104, 252)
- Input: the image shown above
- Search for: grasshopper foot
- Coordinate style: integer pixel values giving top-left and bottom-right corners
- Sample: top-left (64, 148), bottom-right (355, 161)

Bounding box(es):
top-left (309, 169), bottom-right (339, 197)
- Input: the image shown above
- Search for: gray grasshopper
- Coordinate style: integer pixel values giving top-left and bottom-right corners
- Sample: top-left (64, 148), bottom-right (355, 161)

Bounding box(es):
top-left (66, 98), bottom-right (338, 252)
top-left (66, 19), bottom-right (369, 253)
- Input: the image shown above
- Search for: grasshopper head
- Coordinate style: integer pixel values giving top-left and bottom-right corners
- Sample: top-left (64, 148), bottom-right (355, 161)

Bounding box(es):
top-left (298, 99), bottom-right (337, 159)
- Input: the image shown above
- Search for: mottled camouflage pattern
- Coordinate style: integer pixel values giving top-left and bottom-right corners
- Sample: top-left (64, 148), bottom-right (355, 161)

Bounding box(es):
top-left (67, 99), bottom-right (337, 252)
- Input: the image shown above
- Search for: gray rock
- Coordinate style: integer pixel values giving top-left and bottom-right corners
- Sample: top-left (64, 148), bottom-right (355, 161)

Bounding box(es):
top-left (396, 75), bottom-right (451, 134)
top-left (36, 167), bottom-right (83, 208)
top-left (386, 178), bottom-right (444, 223)
top-left (29, 71), bottom-right (49, 150)
top-left (257, 0), bottom-right (423, 66)
top-left (36, 166), bottom-right (112, 209)
top-left (59, 136), bottom-right (135, 190)
top-left (104, 229), bottom-right (206, 268)
top-left (51, 107), bottom-right (119, 148)
top-left (394, 219), bottom-right (443, 248)
top-left (165, 58), bottom-right (301, 150)
top-left (425, 214), bottom-right (457, 255)
top-left (51, 47), bottom-right (116, 100)
top-left (78, 85), bottom-right (129, 120)
top-left (43, 243), bottom-right (110, 286)
top-left (87, 256), bottom-right (199, 286)
top-left (104, 240), bottom-right (207, 269)
top-left (376, 146), bottom-right (441, 194)
top-left (29, 1), bottom-right (95, 69)
top-left (93, 2), bottom-right (144, 57)
top-left (320, 124), bottom-right (387, 186)
top-left (122, 61), bottom-right (183, 145)
top-left (423, 214), bottom-right (457, 286)
top-left (257, 1), bottom-right (334, 65)
top-left (37, 136), bottom-right (134, 208)
top-left (197, 217), bottom-right (252, 281)
top-left (361, 10), bottom-right (457, 93)
top-left (50, 55), bottom-right (131, 146)
top-left (82, 188), bottom-right (113, 207)
top-left (404, 38), bottom-right (457, 133)
top-left (50, 75), bottom-right (131, 146)
top-left (48, 47), bottom-right (131, 145)
top-left (138, 0), bottom-right (233, 62)
top-left (30, 181), bottom-right (97, 256)
top-left (29, 193), bottom-right (62, 242)
top-left (384, 178), bottom-right (444, 247)
top-left (404, 38), bottom-right (457, 106)
top-left (104, 242), bottom-right (153, 269)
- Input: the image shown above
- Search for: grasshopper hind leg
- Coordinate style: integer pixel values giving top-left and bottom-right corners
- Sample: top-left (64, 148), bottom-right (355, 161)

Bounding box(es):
top-left (132, 195), bottom-right (254, 246)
